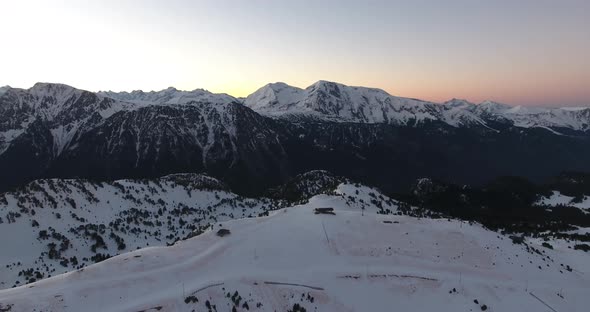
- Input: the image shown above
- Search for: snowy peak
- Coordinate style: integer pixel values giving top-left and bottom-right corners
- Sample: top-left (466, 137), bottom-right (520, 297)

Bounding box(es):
top-left (29, 82), bottom-right (77, 97)
top-left (243, 82), bottom-right (305, 111)
top-left (303, 80), bottom-right (393, 110)
top-left (308, 80), bottom-right (390, 97)
top-left (25, 83), bottom-right (90, 116)
top-left (474, 100), bottom-right (512, 114)
top-left (2, 83), bottom-right (118, 117)
top-left (444, 98), bottom-right (474, 108)
top-left (99, 87), bottom-right (237, 105)
top-left (300, 80), bottom-right (419, 123)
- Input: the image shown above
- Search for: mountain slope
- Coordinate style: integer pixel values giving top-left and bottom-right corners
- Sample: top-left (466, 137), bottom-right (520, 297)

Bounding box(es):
top-left (0, 83), bottom-right (141, 191)
top-left (0, 84), bottom-right (289, 194)
top-left (275, 118), bottom-right (590, 194)
top-left (46, 102), bottom-right (289, 194)
top-left (0, 174), bottom-right (285, 289)
top-left (0, 83), bottom-right (133, 155)
top-left (0, 183), bottom-right (587, 311)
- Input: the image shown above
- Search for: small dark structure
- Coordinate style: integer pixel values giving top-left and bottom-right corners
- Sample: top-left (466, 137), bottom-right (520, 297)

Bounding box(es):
top-left (314, 207), bottom-right (336, 215)
top-left (216, 229), bottom-right (231, 237)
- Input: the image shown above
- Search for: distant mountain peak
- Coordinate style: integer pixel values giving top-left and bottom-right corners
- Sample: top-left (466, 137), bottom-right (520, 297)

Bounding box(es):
top-left (30, 82), bottom-right (77, 93)
top-left (308, 79), bottom-right (341, 89)
top-left (98, 87), bottom-right (237, 105)
top-left (308, 80), bottom-right (390, 95)
top-left (444, 98), bottom-right (474, 108)
top-left (243, 82), bottom-right (305, 110)
top-left (478, 99), bottom-right (509, 106)
top-left (476, 100), bottom-right (512, 112)
top-left (266, 81), bottom-right (294, 88)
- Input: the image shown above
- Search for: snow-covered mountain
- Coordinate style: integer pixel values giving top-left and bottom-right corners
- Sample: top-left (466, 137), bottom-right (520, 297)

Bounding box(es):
top-left (0, 84), bottom-right (237, 158)
top-left (0, 83), bottom-right (288, 194)
top-left (44, 100), bottom-right (289, 195)
top-left (98, 87), bottom-right (237, 105)
top-left (244, 81), bottom-right (590, 132)
top-left (2, 81), bottom-right (590, 198)
top-left (244, 80), bottom-right (481, 126)
top-left (454, 99), bottom-right (590, 132)
top-left (0, 181), bottom-right (588, 311)
top-left (478, 103), bottom-right (590, 132)
top-left (0, 83), bottom-right (135, 156)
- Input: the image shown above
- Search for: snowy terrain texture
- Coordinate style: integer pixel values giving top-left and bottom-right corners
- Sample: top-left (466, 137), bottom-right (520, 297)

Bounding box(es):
top-left (0, 174), bottom-right (286, 289)
top-left (0, 180), bottom-right (588, 311)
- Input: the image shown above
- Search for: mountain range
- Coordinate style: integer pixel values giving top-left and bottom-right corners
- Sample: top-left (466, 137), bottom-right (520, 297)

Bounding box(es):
top-left (1, 81), bottom-right (590, 311)
top-left (1, 81), bottom-right (590, 196)
top-left (244, 80), bottom-right (590, 131)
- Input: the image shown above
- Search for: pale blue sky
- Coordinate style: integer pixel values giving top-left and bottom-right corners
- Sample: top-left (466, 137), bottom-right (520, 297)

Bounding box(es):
top-left (1, 0), bottom-right (588, 106)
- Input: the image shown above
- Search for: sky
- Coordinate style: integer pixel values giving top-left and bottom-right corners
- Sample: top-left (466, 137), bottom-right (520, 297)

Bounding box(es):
top-left (0, 0), bottom-right (589, 106)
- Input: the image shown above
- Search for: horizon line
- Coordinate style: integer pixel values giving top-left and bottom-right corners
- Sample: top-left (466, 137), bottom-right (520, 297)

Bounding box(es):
top-left (1, 80), bottom-right (588, 109)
